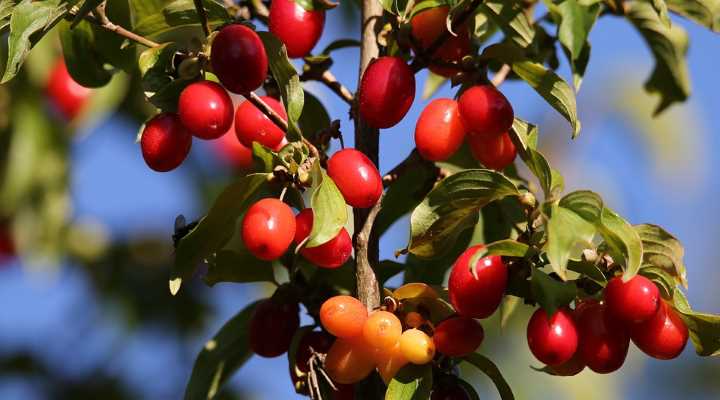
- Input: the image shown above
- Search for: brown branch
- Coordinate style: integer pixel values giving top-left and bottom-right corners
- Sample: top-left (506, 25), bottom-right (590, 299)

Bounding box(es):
top-left (300, 69), bottom-right (354, 105)
top-left (193, 0), bottom-right (212, 37)
top-left (246, 92), bottom-right (289, 131)
top-left (80, 4), bottom-right (159, 48)
top-left (355, 195), bottom-right (384, 311)
top-left (491, 64), bottom-right (511, 87)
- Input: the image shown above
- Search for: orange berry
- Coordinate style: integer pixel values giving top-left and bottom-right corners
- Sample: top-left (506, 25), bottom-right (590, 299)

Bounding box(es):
top-left (324, 338), bottom-right (376, 384)
top-left (320, 296), bottom-right (369, 339)
top-left (363, 311), bottom-right (402, 350)
top-left (376, 342), bottom-right (408, 384)
top-left (399, 328), bottom-right (436, 364)
top-left (404, 311), bottom-right (426, 329)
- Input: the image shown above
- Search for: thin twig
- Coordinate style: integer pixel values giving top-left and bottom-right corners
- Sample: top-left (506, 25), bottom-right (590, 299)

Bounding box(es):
top-left (246, 92), bottom-right (289, 131)
top-left (491, 64), bottom-right (512, 87)
top-left (300, 69), bottom-right (354, 105)
top-left (193, 0), bottom-right (212, 37)
top-left (81, 4), bottom-right (159, 48)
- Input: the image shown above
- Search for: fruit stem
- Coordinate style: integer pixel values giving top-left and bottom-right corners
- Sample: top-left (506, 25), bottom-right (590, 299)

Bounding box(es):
top-left (300, 69), bottom-right (354, 105)
top-left (192, 0), bottom-right (212, 38)
top-left (246, 92), bottom-right (289, 131)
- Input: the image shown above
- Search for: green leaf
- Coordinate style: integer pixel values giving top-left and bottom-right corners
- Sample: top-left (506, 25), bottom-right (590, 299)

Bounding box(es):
top-left (0, 0), bottom-right (16, 32)
top-left (320, 38), bottom-right (361, 54)
top-left (672, 290), bottom-right (720, 356)
top-left (204, 250), bottom-right (275, 286)
top-left (133, 0), bottom-right (231, 38)
top-left (479, 0), bottom-right (535, 48)
top-left (385, 364), bottom-right (433, 400)
top-left (298, 92), bottom-right (330, 143)
top-left (306, 162), bottom-right (347, 248)
top-left (58, 19), bottom-right (113, 88)
top-left (463, 354), bottom-right (515, 400)
top-left (251, 142), bottom-right (276, 172)
top-left (627, 1), bottom-right (691, 115)
top-left (408, 169), bottom-right (520, 258)
top-left (422, 71), bottom-right (448, 100)
top-left (638, 266), bottom-right (676, 298)
top-left (531, 268), bottom-right (577, 316)
top-left (544, 202), bottom-right (596, 280)
top-left (258, 31), bottom-right (304, 141)
top-left (71, 0), bottom-right (104, 27)
top-left (184, 301), bottom-right (260, 400)
top-left (666, 0), bottom-right (720, 32)
top-left (556, 0), bottom-right (600, 89)
top-left (509, 119), bottom-right (564, 200)
top-left (171, 174), bottom-right (267, 295)
top-left (138, 42), bottom-right (193, 111)
top-left (634, 223), bottom-right (687, 287)
top-left (468, 239), bottom-right (533, 272)
top-left (651, 0), bottom-right (672, 27)
top-left (567, 259), bottom-right (607, 285)
top-left (377, 260), bottom-right (406, 284)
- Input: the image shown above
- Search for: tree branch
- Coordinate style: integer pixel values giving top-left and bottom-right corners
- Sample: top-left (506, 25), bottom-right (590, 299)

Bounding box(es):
top-left (246, 92), bottom-right (289, 132)
top-left (193, 0), bottom-right (212, 37)
top-left (300, 69), bottom-right (354, 105)
top-left (355, 195), bottom-right (384, 311)
top-left (79, 4), bottom-right (159, 48)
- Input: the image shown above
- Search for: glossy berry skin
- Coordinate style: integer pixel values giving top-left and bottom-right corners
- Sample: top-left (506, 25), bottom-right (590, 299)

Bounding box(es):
top-left (178, 81), bottom-right (234, 140)
top-left (362, 311), bottom-right (402, 351)
top-left (433, 316), bottom-right (484, 357)
top-left (410, 6), bottom-right (470, 78)
top-left (269, 0), bottom-right (325, 58)
top-left (320, 295), bottom-right (368, 339)
top-left (576, 301), bottom-right (630, 374)
top-left (295, 330), bottom-right (334, 373)
top-left (211, 24), bottom-right (268, 94)
top-left (458, 85), bottom-right (514, 136)
top-left (212, 125), bottom-right (254, 169)
top-left (630, 301), bottom-right (688, 360)
top-left (325, 338), bottom-right (376, 384)
top-left (235, 96), bottom-right (288, 149)
top-left (448, 245), bottom-right (508, 319)
top-left (604, 275), bottom-right (660, 323)
top-left (358, 56), bottom-right (415, 129)
top-left (375, 342), bottom-right (408, 384)
top-left (140, 113), bottom-right (192, 172)
top-left (249, 298), bottom-right (300, 357)
top-left (46, 59), bottom-right (91, 120)
top-left (415, 99), bottom-right (467, 161)
top-left (467, 131), bottom-right (517, 171)
top-left (294, 209), bottom-right (352, 268)
top-left (399, 328), bottom-right (435, 365)
top-left (526, 308), bottom-right (579, 366)
top-left (327, 149), bottom-right (383, 208)
top-left (241, 198), bottom-right (296, 261)
top-left (549, 352), bottom-right (586, 376)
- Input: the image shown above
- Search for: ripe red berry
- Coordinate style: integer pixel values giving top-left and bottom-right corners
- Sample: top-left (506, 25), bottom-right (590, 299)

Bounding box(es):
top-left (269, 0), bottom-right (325, 58)
top-left (548, 352), bottom-right (586, 376)
top-left (458, 85), bottom-right (514, 136)
top-left (241, 198), bottom-right (296, 261)
top-left (295, 330), bottom-right (334, 373)
top-left (211, 24), bottom-right (268, 94)
top-left (604, 275), bottom-right (660, 323)
top-left (45, 59), bottom-right (91, 120)
top-left (358, 56), bottom-right (415, 129)
top-left (327, 149), bottom-right (383, 208)
top-left (178, 81), bottom-right (234, 140)
top-left (234, 96), bottom-right (288, 149)
top-left (140, 113), bottom-right (192, 172)
top-left (467, 131), bottom-right (517, 171)
top-left (410, 6), bottom-right (470, 78)
top-left (433, 316), bottom-right (484, 357)
top-left (630, 301), bottom-right (688, 360)
top-left (526, 308), bottom-right (578, 366)
top-left (294, 208), bottom-right (352, 268)
top-left (448, 245), bottom-right (508, 319)
top-left (249, 298), bottom-right (300, 357)
top-left (576, 301), bottom-right (630, 374)
top-left (415, 99), bottom-right (467, 161)
top-left (211, 125), bottom-right (254, 169)
top-left (0, 222), bottom-right (15, 262)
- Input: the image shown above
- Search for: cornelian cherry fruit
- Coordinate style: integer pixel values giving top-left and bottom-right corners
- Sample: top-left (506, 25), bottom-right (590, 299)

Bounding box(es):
top-left (140, 113), bottom-right (192, 172)
top-left (630, 301), bottom-right (688, 360)
top-left (467, 131), bottom-right (517, 171)
top-left (576, 301), bottom-right (630, 373)
top-left (375, 342), bottom-right (408, 384)
top-left (46, 59), bottom-right (91, 120)
top-left (325, 338), bottom-right (376, 384)
top-left (604, 275), bottom-right (660, 323)
top-left (235, 96), bottom-right (288, 149)
top-left (399, 328), bottom-right (435, 364)
top-left (526, 308), bottom-right (578, 366)
top-left (211, 24), bottom-right (268, 94)
top-left (320, 295), bottom-right (368, 339)
top-left (269, 0), bottom-right (325, 58)
top-left (548, 352), bottom-right (586, 376)
top-left (410, 6), bottom-right (471, 78)
top-left (458, 85), bottom-right (514, 136)
top-left (241, 198), bottom-right (296, 261)
top-left (294, 209), bottom-right (352, 268)
top-left (448, 245), bottom-right (508, 319)
top-left (178, 81), bottom-right (234, 140)
top-left (327, 149), bottom-right (383, 208)
top-left (433, 316), bottom-right (484, 357)
top-left (415, 98), bottom-right (467, 161)
top-left (249, 298), bottom-right (300, 357)
top-left (211, 125), bottom-right (254, 170)
top-left (362, 311), bottom-right (402, 351)
top-left (358, 56), bottom-right (415, 129)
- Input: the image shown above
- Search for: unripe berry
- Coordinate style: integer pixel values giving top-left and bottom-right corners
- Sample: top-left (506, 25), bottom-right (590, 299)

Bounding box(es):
top-left (45, 59), bottom-right (91, 120)
top-left (526, 308), bottom-right (578, 366)
top-left (325, 338), bottom-right (376, 384)
top-left (269, 0), bottom-right (325, 58)
top-left (294, 209), bottom-right (352, 268)
top-left (249, 298), bottom-right (300, 357)
top-left (410, 6), bottom-right (470, 78)
top-left (630, 301), bottom-right (688, 360)
top-left (320, 295), bottom-right (368, 339)
top-left (211, 125), bottom-right (254, 169)
top-left (375, 342), bottom-right (408, 384)
top-left (448, 245), bottom-right (507, 319)
top-left (211, 24), bottom-right (268, 94)
top-left (178, 81), bottom-right (234, 140)
top-left (458, 85), bottom-right (514, 136)
top-left (399, 328), bottom-right (435, 364)
top-left (433, 316), bottom-right (484, 357)
top-left (327, 149), bottom-right (383, 208)
top-left (604, 275), bottom-right (660, 323)
top-left (241, 198), bottom-right (296, 261)
top-left (140, 113), bottom-right (192, 172)
top-left (362, 310), bottom-right (403, 351)
top-left (467, 131), bottom-right (517, 171)
top-left (415, 99), bottom-right (467, 161)
top-left (234, 96), bottom-right (288, 149)
top-left (576, 301), bottom-right (630, 373)
top-left (358, 56), bottom-right (415, 129)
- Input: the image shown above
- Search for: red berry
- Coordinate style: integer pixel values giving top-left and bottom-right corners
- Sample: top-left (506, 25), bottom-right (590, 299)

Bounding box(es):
top-left (526, 308), bottom-right (578, 366)
top-left (433, 316), bottom-right (484, 357)
top-left (211, 24), bottom-right (268, 94)
top-left (0, 223), bottom-right (15, 261)
top-left (294, 209), bottom-right (352, 268)
top-left (269, 0), bottom-right (325, 58)
top-left (178, 81), bottom-right (234, 140)
top-left (415, 99), bottom-right (467, 161)
top-left (548, 352), bottom-right (586, 376)
top-left (295, 330), bottom-right (334, 373)
top-left (327, 149), bottom-right (383, 208)
top-left (576, 301), bottom-right (629, 374)
top-left (630, 301), bottom-right (688, 360)
top-left (45, 59), bottom-right (91, 120)
top-left (410, 6), bottom-right (470, 78)
top-left (467, 131), bottom-right (517, 171)
top-left (448, 245), bottom-right (507, 319)
top-left (358, 56), bottom-right (415, 129)
top-left (241, 198), bottom-right (296, 261)
top-left (458, 85), bottom-right (514, 136)
top-left (249, 298), bottom-right (300, 357)
top-left (140, 113), bottom-right (192, 172)
top-left (604, 275), bottom-right (660, 323)
top-left (234, 96), bottom-right (288, 149)
top-left (211, 125), bottom-right (254, 169)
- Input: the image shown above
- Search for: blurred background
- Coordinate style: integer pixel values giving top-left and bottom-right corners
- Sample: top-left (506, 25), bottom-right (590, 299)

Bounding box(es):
top-left (1, 1), bottom-right (719, 399)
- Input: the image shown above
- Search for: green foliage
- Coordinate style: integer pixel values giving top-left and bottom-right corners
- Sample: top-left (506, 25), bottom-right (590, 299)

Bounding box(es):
top-left (463, 353), bottom-right (514, 400)
top-left (306, 162), bottom-right (348, 248)
top-left (385, 364), bottom-right (433, 400)
top-left (133, 0), bottom-right (230, 38)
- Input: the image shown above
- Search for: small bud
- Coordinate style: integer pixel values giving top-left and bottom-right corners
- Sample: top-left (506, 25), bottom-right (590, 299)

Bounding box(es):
top-left (519, 192), bottom-right (536, 208)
